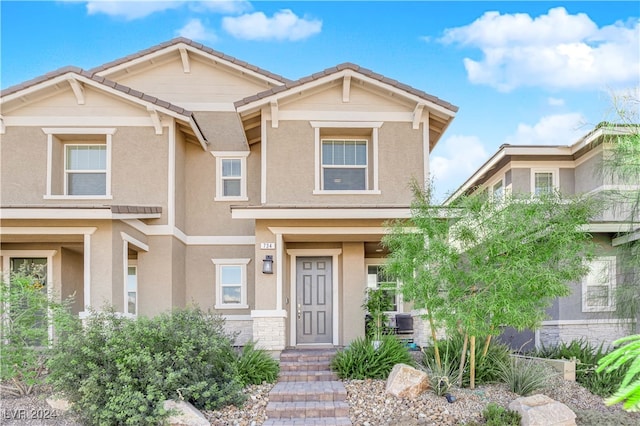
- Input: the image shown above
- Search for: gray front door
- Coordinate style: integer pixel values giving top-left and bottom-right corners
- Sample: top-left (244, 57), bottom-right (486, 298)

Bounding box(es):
top-left (296, 257), bottom-right (333, 344)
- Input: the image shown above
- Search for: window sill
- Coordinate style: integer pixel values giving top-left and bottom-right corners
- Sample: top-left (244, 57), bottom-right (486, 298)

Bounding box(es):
top-left (214, 196), bottom-right (249, 202)
top-left (313, 190), bottom-right (381, 195)
top-left (215, 304), bottom-right (249, 310)
top-left (44, 195), bottom-right (113, 200)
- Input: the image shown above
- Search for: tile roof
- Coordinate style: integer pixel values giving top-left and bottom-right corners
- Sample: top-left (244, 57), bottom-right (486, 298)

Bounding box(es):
top-left (234, 62), bottom-right (459, 112)
top-left (89, 37), bottom-right (291, 84)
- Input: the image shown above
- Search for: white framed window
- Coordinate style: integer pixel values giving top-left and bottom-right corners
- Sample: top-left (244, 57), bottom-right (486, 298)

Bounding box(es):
top-left (65, 144), bottom-right (107, 196)
top-left (321, 139), bottom-right (368, 190)
top-left (43, 128), bottom-right (114, 200)
top-left (531, 168), bottom-right (558, 196)
top-left (212, 152), bottom-right (249, 201)
top-left (212, 258), bottom-right (250, 309)
top-left (126, 263), bottom-right (138, 316)
top-left (311, 121), bottom-right (381, 195)
top-left (491, 178), bottom-right (504, 201)
top-left (366, 262), bottom-right (400, 313)
top-left (582, 256), bottom-right (616, 312)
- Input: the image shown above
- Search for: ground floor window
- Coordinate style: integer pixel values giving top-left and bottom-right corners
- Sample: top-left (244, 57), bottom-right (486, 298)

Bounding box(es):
top-left (366, 264), bottom-right (398, 312)
top-left (212, 258), bottom-right (250, 309)
top-left (582, 256), bottom-right (616, 312)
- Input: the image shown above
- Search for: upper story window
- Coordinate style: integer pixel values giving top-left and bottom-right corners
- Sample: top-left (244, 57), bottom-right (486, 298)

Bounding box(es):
top-left (322, 139), bottom-right (368, 190)
top-left (492, 179), bottom-right (504, 200)
top-left (212, 152), bottom-right (249, 201)
top-left (582, 256), bottom-right (616, 313)
top-left (43, 128), bottom-right (114, 200)
top-left (311, 121), bottom-right (382, 195)
top-left (65, 145), bottom-right (107, 195)
top-left (531, 168), bottom-right (558, 196)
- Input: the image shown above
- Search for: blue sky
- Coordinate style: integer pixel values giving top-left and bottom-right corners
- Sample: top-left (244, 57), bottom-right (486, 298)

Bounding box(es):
top-left (2, 1), bottom-right (639, 201)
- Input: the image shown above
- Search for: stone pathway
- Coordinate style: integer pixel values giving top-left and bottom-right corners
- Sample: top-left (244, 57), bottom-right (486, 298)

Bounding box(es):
top-left (263, 348), bottom-right (351, 426)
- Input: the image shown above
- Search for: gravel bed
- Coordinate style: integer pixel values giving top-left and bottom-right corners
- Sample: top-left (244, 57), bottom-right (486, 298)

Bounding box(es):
top-left (3, 373), bottom-right (639, 425)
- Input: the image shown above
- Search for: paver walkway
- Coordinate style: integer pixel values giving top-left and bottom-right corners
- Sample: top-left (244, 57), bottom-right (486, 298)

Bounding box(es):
top-left (263, 348), bottom-right (352, 426)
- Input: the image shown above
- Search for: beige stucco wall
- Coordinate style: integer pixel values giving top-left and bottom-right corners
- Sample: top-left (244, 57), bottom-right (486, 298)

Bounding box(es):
top-left (182, 142), bottom-right (255, 236)
top-left (264, 121), bottom-right (423, 205)
top-left (342, 242), bottom-right (366, 345)
top-left (184, 244), bottom-right (255, 313)
top-left (61, 247), bottom-right (84, 314)
top-left (1, 126), bottom-right (49, 204)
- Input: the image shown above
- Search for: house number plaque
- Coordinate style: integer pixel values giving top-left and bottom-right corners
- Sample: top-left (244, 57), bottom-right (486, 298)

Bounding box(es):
top-left (260, 243), bottom-right (276, 250)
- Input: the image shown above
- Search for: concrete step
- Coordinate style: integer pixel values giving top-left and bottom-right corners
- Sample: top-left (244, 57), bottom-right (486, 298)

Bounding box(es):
top-left (279, 349), bottom-right (337, 364)
top-left (265, 401), bottom-right (350, 419)
top-left (263, 416), bottom-right (352, 425)
top-left (278, 370), bottom-right (339, 382)
top-left (269, 381), bottom-right (347, 402)
top-left (279, 359), bottom-right (332, 372)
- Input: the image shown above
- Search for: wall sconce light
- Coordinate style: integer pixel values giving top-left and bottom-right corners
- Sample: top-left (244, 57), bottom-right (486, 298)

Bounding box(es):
top-left (262, 255), bottom-right (274, 274)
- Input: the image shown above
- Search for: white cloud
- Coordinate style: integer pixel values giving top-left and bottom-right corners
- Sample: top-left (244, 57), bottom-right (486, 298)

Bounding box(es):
top-left (176, 19), bottom-right (217, 43)
top-left (430, 135), bottom-right (490, 201)
top-left (439, 7), bottom-right (640, 91)
top-left (504, 113), bottom-right (588, 146)
top-left (85, 1), bottom-right (183, 20)
top-left (222, 9), bottom-right (322, 41)
top-left (84, 1), bottom-right (250, 20)
top-left (548, 97), bottom-right (565, 106)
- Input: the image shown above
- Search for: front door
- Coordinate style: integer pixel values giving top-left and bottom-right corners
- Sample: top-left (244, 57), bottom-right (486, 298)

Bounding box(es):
top-left (296, 257), bottom-right (332, 344)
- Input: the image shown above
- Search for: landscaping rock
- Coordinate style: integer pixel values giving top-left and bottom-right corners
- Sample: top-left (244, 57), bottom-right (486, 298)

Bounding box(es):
top-left (46, 395), bottom-right (72, 412)
top-left (385, 363), bottom-right (430, 398)
top-left (163, 400), bottom-right (209, 426)
top-left (508, 394), bottom-right (576, 426)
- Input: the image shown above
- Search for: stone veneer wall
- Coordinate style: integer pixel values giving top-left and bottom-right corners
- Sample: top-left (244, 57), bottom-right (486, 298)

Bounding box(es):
top-left (252, 316), bottom-right (286, 351)
top-left (224, 319), bottom-right (253, 345)
top-left (539, 321), bottom-right (632, 349)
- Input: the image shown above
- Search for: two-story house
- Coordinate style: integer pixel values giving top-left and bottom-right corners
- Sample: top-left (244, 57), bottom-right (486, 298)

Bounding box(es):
top-left (0, 38), bottom-right (458, 352)
top-left (444, 126), bottom-right (638, 349)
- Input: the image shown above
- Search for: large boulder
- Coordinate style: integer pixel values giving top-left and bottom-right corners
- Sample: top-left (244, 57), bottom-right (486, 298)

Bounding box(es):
top-left (385, 363), bottom-right (430, 398)
top-left (508, 394), bottom-right (576, 426)
top-left (163, 400), bottom-right (210, 426)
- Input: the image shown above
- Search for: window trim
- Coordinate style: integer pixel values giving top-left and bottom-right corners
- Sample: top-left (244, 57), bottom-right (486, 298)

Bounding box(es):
top-left (212, 258), bottom-right (250, 309)
top-left (530, 168), bottom-right (559, 196)
top-left (212, 151), bottom-right (249, 201)
top-left (311, 121), bottom-right (382, 195)
top-left (582, 256), bottom-right (617, 313)
top-left (43, 128), bottom-right (114, 200)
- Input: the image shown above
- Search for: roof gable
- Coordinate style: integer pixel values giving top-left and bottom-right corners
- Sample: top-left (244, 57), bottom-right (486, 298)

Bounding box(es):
top-left (91, 38), bottom-right (288, 98)
top-left (0, 67), bottom-right (207, 149)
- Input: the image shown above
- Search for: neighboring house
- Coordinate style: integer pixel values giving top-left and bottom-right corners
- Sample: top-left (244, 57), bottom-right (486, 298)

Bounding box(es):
top-left (444, 126), bottom-right (639, 350)
top-left (0, 38), bottom-right (458, 352)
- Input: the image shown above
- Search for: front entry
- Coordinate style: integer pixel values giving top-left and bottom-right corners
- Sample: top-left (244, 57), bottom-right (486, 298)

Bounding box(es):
top-left (296, 257), bottom-right (333, 344)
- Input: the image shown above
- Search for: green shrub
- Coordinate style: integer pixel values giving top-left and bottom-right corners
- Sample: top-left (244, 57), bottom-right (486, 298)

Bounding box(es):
top-left (0, 265), bottom-right (74, 396)
top-left (529, 338), bottom-right (627, 397)
top-left (331, 335), bottom-right (414, 379)
top-left (47, 307), bottom-right (246, 426)
top-left (236, 340), bottom-right (279, 385)
top-left (496, 356), bottom-right (553, 396)
top-left (482, 403), bottom-right (521, 426)
top-left (421, 346), bottom-right (459, 396)
top-left (574, 408), bottom-right (640, 426)
top-left (596, 334), bottom-right (640, 412)
top-left (422, 334), bottom-right (510, 387)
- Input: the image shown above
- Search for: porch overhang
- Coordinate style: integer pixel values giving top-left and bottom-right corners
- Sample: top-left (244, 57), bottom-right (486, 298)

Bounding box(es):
top-left (1, 205), bottom-right (162, 220)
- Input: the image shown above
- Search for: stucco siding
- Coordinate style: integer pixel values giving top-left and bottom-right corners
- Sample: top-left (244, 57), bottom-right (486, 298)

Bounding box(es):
top-left (1, 127), bottom-right (49, 204)
top-left (575, 153), bottom-right (604, 193)
top-left (264, 121), bottom-right (422, 205)
top-left (559, 168), bottom-right (575, 194)
top-left (510, 168), bottom-right (530, 194)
